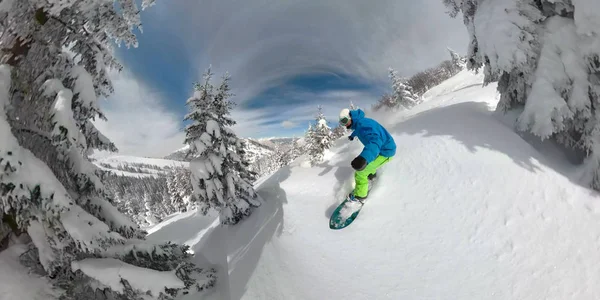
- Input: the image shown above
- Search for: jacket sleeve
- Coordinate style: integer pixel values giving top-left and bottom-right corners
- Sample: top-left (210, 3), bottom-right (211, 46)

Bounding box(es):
top-left (349, 130), bottom-right (357, 138)
top-left (358, 126), bottom-right (382, 164)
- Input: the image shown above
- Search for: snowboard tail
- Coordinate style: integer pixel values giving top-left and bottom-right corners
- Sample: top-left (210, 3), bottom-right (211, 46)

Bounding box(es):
top-left (329, 197), bottom-right (364, 229)
top-left (328, 176), bottom-right (377, 230)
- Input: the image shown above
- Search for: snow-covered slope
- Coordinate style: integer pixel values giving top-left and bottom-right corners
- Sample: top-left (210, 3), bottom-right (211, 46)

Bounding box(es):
top-left (0, 244), bottom-right (60, 300)
top-left (164, 138), bottom-right (276, 164)
top-left (255, 137), bottom-right (296, 149)
top-left (162, 144), bottom-right (192, 161)
top-left (148, 69), bottom-right (600, 300)
top-left (93, 155), bottom-right (188, 177)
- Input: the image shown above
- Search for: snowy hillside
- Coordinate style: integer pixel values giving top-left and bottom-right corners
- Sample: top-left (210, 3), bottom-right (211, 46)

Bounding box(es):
top-left (255, 137), bottom-right (296, 149)
top-left (148, 69), bottom-right (600, 300)
top-left (94, 155), bottom-right (188, 177)
top-left (164, 138), bottom-right (277, 164)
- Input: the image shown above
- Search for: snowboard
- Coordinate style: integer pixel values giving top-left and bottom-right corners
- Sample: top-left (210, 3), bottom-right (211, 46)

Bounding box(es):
top-left (329, 176), bottom-right (377, 230)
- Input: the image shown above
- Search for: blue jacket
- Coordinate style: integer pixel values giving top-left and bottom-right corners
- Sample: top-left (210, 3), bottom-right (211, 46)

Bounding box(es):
top-left (349, 109), bottom-right (396, 164)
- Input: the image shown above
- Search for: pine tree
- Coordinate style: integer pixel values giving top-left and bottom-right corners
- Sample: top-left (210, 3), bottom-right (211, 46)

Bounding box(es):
top-left (161, 187), bottom-right (175, 215)
top-left (0, 1), bottom-right (215, 298)
top-left (306, 106), bottom-right (333, 166)
top-left (184, 69), bottom-right (260, 225)
top-left (331, 124), bottom-right (347, 140)
top-left (389, 67), bottom-right (420, 110)
top-left (442, 0), bottom-right (600, 189)
top-left (144, 192), bottom-right (160, 226)
top-left (167, 169), bottom-right (188, 212)
top-left (292, 137), bottom-right (305, 159)
top-left (447, 47), bottom-right (466, 74)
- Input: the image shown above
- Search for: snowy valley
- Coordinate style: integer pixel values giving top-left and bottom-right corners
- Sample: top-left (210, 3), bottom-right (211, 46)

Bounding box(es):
top-left (88, 138), bottom-right (297, 228)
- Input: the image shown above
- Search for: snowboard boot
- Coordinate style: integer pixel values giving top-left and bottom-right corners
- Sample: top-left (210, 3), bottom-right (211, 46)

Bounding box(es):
top-left (348, 192), bottom-right (367, 203)
top-left (368, 172), bottom-right (377, 181)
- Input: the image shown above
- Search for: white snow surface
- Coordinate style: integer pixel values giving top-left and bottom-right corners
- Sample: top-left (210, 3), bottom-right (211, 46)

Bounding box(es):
top-left (148, 69), bottom-right (600, 300)
top-left (573, 0), bottom-right (600, 36)
top-left (71, 258), bottom-right (184, 298)
top-left (206, 119), bottom-right (221, 138)
top-left (517, 16), bottom-right (581, 138)
top-left (472, 0), bottom-right (541, 75)
top-left (0, 244), bottom-right (61, 300)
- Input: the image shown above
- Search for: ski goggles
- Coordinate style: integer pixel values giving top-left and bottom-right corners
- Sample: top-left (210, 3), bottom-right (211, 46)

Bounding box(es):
top-left (339, 116), bottom-right (350, 126)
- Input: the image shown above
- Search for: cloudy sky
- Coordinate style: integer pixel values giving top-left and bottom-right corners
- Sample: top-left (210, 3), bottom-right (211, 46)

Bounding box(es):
top-left (93, 0), bottom-right (469, 157)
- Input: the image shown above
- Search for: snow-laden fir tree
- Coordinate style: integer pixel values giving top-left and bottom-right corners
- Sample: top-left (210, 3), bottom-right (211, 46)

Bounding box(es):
top-left (331, 124), bottom-right (347, 140)
top-left (0, 1), bottom-right (215, 298)
top-left (306, 106), bottom-right (333, 166)
top-left (447, 47), bottom-right (466, 73)
top-left (144, 192), bottom-right (161, 226)
top-left (277, 136), bottom-right (304, 166)
top-left (161, 186), bottom-right (175, 215)
top-left (389, 67), bottom-right (420, 110)
top-left (443, 0), bottom-right (600, 189)
top-left (166, 168), bottom-right (194, 213)
top-left (184, 68), bottom-right (260, 225)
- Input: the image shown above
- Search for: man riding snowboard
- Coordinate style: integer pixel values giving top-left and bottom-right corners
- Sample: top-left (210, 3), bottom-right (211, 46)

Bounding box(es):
top-left (339, 108), bottom-right (396, 202)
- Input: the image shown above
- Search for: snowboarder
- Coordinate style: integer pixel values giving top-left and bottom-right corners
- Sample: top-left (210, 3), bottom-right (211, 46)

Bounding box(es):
top-left (339, 108), bottom-right (396, 201)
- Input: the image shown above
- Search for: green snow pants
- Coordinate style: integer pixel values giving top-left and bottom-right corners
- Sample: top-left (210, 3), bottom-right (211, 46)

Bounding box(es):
top-left (354, 155), bottom-right (392, 198)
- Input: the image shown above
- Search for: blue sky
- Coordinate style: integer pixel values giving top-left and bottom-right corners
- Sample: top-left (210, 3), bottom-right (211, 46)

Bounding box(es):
top-left (93, 0), bottom-right (469, 157)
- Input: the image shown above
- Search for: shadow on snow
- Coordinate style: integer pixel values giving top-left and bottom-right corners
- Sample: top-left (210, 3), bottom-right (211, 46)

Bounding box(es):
top-left (223, 165), bottom-right (291, 300)
top-left (392, 101), bottom-right (543, 173)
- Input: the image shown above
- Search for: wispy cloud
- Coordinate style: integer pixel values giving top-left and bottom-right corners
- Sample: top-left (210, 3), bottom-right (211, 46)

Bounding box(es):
top-left (281, 120), bottom-right (298, 129)
top-left (92, 70), bottom-right (186, 158)
top-left (154, 0), bottom-right (468, 101)
top-left (230, 88), bottom-right (379, 138)
top-left (105, 0), bottom-right (469, 149)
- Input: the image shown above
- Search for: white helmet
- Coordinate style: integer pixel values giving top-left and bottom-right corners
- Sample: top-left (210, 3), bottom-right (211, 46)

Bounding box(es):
top-left (339, 108), bottom-right (351, 126)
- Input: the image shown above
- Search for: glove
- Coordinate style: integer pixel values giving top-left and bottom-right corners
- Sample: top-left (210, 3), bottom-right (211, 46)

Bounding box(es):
top-left (348, 136), bottom-right (354, 141)
top-left (351, 156), bottom-right (367, 171)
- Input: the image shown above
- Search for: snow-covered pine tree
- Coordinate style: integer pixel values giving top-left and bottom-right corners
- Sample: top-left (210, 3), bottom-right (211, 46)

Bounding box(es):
top-left (331, 124), bottom-right (347, 140)
top-left (443, 0), bottom-right (600, 189)
top-left (372, 93), bottom-right (394, 112)
top-left (275, 145), bottom-right (292, 167)
top-left (447, 47), bottom-right (466, 74)
top-left (0, 1), bottom-right (215, 298)
top-left (144, 192), bottom-right (160, 226)
top-left (280, 136), bottom-right (303, 165)
top-left (306, 106), bottom-right (333, 166)
top-left (160, 186), bottom-right (175, 216)
top-left (304, 123), bottom-right (315, 161)
top-left (184, 68), bottom-right (260, 225)
top-left (389, 67), bottom-right (420, 110)
top-left (233, 138), bottom-right (259, 185)
top-left (167, 168), bottom-right (189, 212)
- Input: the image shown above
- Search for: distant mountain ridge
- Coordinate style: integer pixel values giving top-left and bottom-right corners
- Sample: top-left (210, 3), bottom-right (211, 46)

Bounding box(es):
top-left (162, 137), bottom-right (294, 163)
top-left (92, 137), bottom-right (297, 179)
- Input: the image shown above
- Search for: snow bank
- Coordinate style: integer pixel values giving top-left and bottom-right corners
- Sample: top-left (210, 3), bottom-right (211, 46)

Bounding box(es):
top-left (517, 17), bottom-right (582, 138)
top-left (473, 0), bottom-right (542, 75)
top-left (0, 244), bottom-right (61, 300)
top-left (71, 258), bottom-right (184, 298)
top-left (573, 0), bottom-right (600, 36)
